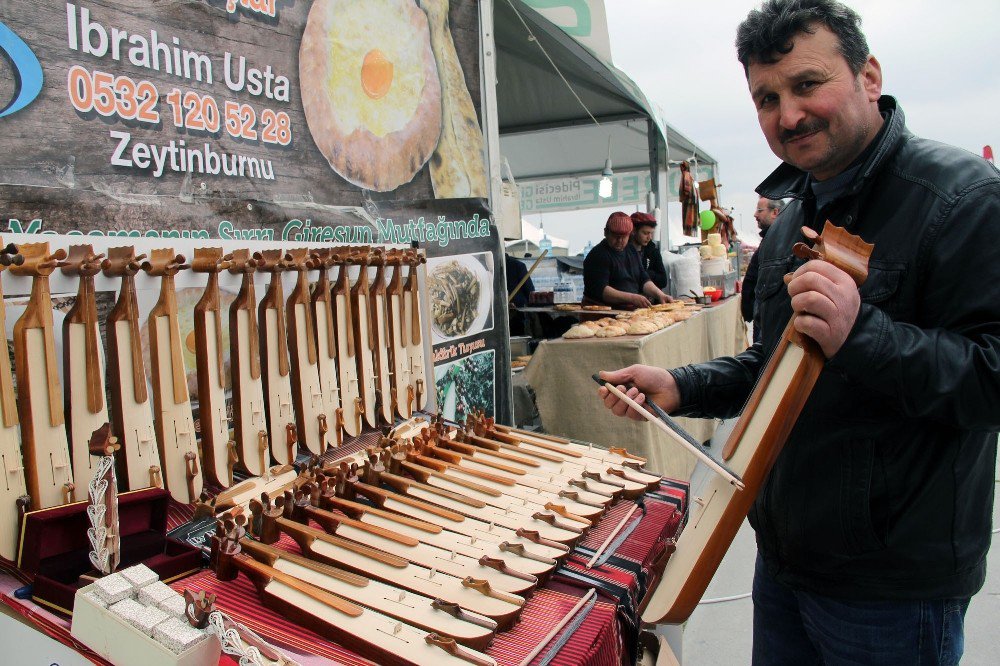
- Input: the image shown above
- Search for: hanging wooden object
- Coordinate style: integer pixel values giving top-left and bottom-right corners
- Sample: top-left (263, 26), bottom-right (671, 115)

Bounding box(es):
top-left (255, 250), bottom-right (297, 465)
top-left (286, 249), bottom-right (327, 455)
top-left (309, 248), bottom-right (343, 447)
top-left (404, 251), bottom-right (428, 411)
top-left (349, 248), bottom-right (378, 428)
top-left (641, 222), bottom-right (873, 624)
top-left (331, 250), bottom-right (362, 437)
top-left (12, 242), bottom-right (74, 509)
top-left (192, 248), bottom-right (235, 487)
top-left (368, 248), bottom-right (394, 424)
top-left (86, 423), bottom-right (121, 575)
top-left (142, 249), bottom-right (201, 503)
top-left (59, 245), bottom-right (110, 493)
top-left (386, 250), bottom-right (413, 418)
top-left (0, 241), bottom-right (28, 561)
top-left (226, 250), bottom-right (268, 477)
top-left (103, 247), bottom-right (162, 491)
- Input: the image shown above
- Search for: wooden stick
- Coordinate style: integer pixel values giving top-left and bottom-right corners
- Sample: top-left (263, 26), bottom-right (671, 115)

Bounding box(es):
top-left (594, 377), bottom-right (745, 490)
top-left (506, 250), bottom-right (548, 304)
top-left (517, 588), bottom-right (595, 666)
top-left (586, 503), bottom-right (638, 568)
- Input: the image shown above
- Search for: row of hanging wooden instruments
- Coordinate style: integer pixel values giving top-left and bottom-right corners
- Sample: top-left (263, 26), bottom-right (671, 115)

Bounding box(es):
top-left (0, 239), bottom-right (430, 562)
top-left (204, 412), bottom-right (661, 666)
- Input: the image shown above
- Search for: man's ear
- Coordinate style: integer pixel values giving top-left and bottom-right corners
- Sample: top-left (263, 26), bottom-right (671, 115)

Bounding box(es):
top-left (860, 55), bottom-right (882, 101)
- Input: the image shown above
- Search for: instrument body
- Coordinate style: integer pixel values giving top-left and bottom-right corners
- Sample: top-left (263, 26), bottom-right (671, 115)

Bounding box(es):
top-left (386, 254), bottom-right (412, 418)
top-left (228, 250), bottom-right (268, 476)
top-left (103, 247), bottom-right (161, 491)
top-left (310, 249), bottom-right (342, 446)
top-left (332, 254), bottom-right (362, 437)
top-left (349, 250), bottom-right (378, 428)
top-left (256, 251), bottom-right (296, 464)
top-left (0, 242), bottom-right (27, 560)
top-left (404, 253), bottom-right (428, 411)
top-left (285, 249), bottom-right (326, 454)
top-left (369, 252), bottom-right (394, 424)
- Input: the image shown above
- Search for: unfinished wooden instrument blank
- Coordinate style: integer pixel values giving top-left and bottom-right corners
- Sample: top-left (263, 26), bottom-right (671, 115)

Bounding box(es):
top-left (404, 251), bottom-right (428, 411)
top-left (12, 242), bottom-right (74, 509)
top-left (368, 248), bottom-right (395, 424)
top-left (349, 249), bottom-right (378, 428)
top-left (0, 241), bottom-right (28, 561)
top-left (309, 249), bottom-right (343, 447)
top-left (386, 250), bottom-right (413, 418)
top-left (103, 247), bottom-right (162, 491)
top-left (286, 249), bottom-right (327, 455)
top-left (256, 250), bottom-right (297, 465)
top-left (227, 250), bottom-right (268, 477)
top-left (331, 250), bottom-right (362, 437)
top-left (642, 223), bottom-right (873, 624)
top-left (61, 245), bottom-right (111, 492)
top-left (192, 248), bottom-right (235, 487)
top-left (142, 249), bottom-right (202, 503)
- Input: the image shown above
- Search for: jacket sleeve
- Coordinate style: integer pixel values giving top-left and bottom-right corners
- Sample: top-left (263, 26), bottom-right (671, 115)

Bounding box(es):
top-left (827, 181), bottom-right (1000, 430)
top-left (583, 252), bottom-right (610, 302)
top-left (646, 245), bottom-right (668, 289)
top-left (668, 343), bottom-right (767, 420)
top-left (741, 250), bottom-right (761, 322)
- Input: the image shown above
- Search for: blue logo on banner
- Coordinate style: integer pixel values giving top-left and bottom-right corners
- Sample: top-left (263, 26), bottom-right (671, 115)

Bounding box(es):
top-left (0, 21), bottom-right (44, 118)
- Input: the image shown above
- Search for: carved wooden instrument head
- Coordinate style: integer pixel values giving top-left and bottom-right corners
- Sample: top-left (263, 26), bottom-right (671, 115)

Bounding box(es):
top-left (101, 246), bottom-right (145, 277)
top-left (793, 222), bottom-right (875, 287)
top-left (253, 249), bottom-right (293, 273)
top-left (224, 249), bottom-right (257, 275)
top-left (191, 247), bottom-right (230, 274)
top-left (286, 247), bottom-right (311, 272)
top-left (10, 242), bottom-right (67, 277)
top-left (140, 248), bottom-right (188, 277)
top-left (59, 244), bottom-right (105, 278)
top-left (0, 241), bottom-right (23, 271)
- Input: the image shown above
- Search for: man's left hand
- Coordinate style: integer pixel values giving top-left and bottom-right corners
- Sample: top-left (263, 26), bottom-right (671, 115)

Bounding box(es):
top-left (786, 259), bottom-right (860, 358)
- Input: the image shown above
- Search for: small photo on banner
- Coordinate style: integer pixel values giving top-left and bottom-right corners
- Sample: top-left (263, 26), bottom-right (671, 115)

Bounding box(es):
top-left (426, 251), bottom-right (494, 344)
top-left (434, 349), bottom-right (495, 422)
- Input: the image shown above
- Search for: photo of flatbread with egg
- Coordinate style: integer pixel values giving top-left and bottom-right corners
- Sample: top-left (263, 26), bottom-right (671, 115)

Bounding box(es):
top-left (300, 0), bottom-right (442, 191)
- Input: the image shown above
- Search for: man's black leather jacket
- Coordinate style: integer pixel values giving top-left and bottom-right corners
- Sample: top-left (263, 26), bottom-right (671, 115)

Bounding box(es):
top-left (669, 97), bottom-right (1000, 600)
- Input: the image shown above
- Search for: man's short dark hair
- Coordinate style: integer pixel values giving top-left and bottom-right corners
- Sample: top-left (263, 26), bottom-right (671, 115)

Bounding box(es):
top-left (736, 0), bottom-right (869, 77)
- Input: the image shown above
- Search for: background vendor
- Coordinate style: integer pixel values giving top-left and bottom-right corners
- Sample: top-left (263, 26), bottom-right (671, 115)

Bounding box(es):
top-left (630, 212), bottom-right (668, 290)
top-left (583, 211), bottom-right (672, 308)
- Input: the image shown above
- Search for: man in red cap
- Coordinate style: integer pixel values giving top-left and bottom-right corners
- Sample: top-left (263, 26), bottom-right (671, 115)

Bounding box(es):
top-left (630, 212), bottom-right (668, 290)
top-left (583, 211), bottom-right (672, 308)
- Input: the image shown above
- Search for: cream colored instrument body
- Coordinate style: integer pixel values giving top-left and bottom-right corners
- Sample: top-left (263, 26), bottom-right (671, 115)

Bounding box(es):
top-left (260, 578), bottom-right (496, 666)
top-left (388, 291), bottom-right (412, 418)
top-left (0, 269), bottom-right (26, 560)
top-left (111, 318), bottom-right (160, 489)
top-left (231, 309), bottom-right (267, 476)
top-left (448, 453), bottom-right (614, 506)
top-left (404, 287), bottom-right (427, 411)
top-left (351, 270), bottom-right (378, 428)
top-left (213, 466), bottom-right (298, 510)
top-left (65, 321), bottom-right (108, 490)
top-left (313, 297), bottom-right (341, 445)
top-left (261, 307), bottom-right (295, 464)
top-left (288, 302), bottom-right (326, 455)
top-left (370, 290), bottom-right (394, 424)
top-left (196, 310), bottom-right (231, 486)
top-left (333, 289), bottom-right (361, 437)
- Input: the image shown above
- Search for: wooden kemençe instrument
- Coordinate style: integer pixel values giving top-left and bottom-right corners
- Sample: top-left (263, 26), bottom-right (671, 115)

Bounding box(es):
top-left (142, 249), bottom-right (202, 503)
top-left (61, 245), bottom-right (110, 493)
top-left (12, 242), bottom-right (74, 508)
top-left (404, 250), bottom-right (428, 411)
top-left (0, 241), bottom-right (28, 561)
top-left (386, 249), bottom-right (413, 418)
top-left (226, 250), bottom-right (268, 477)
top-left (640, 222), bottom-right (873, 624)
top-left (86, 423), bottom-right (121, 575)
top-left (192, 248), bottom-right (236, 487)
top-left (331, 249), bottom-right (362, 437)
top-left (309, 248), bottom-right (343, 447)
top-left (256, 250), bottom-right (297, 465)
top-left (368, 248), bottom-right (395, 424)
top-left (285, 248), bottom-right (327, 455)
top-left (349, 248), bottom-right (378, 428)
top-left (103, 247), bottom-right (162, 491)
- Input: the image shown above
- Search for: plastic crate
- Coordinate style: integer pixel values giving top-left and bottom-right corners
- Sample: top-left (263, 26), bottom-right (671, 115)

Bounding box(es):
top-left (703, 270), bottom-right (738, 297)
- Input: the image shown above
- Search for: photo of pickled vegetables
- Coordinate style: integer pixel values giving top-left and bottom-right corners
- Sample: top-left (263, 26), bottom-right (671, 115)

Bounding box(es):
top-left (427, 253), bottom-right (493, 342)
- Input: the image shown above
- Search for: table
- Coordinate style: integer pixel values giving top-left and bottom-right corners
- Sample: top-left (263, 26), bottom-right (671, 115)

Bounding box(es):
top-left (523, 296), bottom-right (748, 478)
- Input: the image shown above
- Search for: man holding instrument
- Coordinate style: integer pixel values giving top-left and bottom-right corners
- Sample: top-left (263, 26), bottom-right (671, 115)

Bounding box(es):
top-left (598, 1), bottom-right (1000, 663)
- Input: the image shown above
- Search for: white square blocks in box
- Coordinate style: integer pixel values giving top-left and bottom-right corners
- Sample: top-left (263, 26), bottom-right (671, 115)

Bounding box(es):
top-left (158, 593), bottom-right (187, 619)
top-left (93, 572), bottom-right (136, 605)
top-left (120, 564), bottom-right (160, 589)
top-left (72, 583), bottom-right (221, 666)
top-left (138, 580), bottom-right (176, 607)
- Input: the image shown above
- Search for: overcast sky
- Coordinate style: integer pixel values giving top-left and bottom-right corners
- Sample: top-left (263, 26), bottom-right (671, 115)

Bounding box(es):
top-left (528, 0), bottom-right (1000, 253)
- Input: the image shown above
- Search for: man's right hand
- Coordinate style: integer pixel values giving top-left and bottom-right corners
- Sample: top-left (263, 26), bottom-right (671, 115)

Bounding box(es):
top-left (597, 365), bottom-right (681, 421)
top-left (629, 293), bottom-right (652, 308)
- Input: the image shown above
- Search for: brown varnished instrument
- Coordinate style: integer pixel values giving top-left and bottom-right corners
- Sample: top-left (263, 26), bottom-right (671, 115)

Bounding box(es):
top-left (60, 246), bottom-right (110, 493)
top-left (349, 248), bottom-right (378, 428)
top-left (368, 248), bottom-right (395, 424)
top-left (331, 249), bottom-right (362, 437)
top-left (226, 250), bottom-right (268, 477)
top-left (192, 248), bottom-right (235, 487)
top-left (309, 248), bottom-right (343, 446)
top-left (142, 249), bottom-right (201, 503)
top-left (12, 242), bottom-right (74, 508)
top-left (404, 251), bottom-right (428, 411)
top-left (0, 241), bottom-right (28, 560)
top-left (256, 250), bottom-right (297, 465)
top-left (642, 222), bottom-right (874, 624)
top-left (386, 249), bottom-right (413, 418)
top-left (285, 248), bottom-right (326, 455)
top-left (103, 247), bottom-right (162, 491)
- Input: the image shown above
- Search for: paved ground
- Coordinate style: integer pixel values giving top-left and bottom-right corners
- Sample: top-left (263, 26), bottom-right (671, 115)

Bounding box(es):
top-left (672, 420), bottom-right (999, 664)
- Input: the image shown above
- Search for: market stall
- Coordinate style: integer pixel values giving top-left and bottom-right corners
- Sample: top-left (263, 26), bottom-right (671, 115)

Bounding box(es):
top-left (523, 297), bottom-right (747, 477)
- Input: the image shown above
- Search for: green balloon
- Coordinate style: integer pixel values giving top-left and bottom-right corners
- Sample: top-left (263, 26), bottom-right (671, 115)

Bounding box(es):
top-left (700, 209), bottom-right (716, 230)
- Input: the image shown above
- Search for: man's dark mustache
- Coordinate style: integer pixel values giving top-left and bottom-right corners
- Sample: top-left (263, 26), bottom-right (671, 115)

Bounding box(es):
top-left (780, 120), bottom-right (827, 143)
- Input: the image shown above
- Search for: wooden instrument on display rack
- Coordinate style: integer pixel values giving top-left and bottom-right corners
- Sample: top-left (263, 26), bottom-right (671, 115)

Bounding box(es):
top-left (61, 246), bottom-right (110, 493)
top-left (404, 251), bottom-right (428, 411)
top-left (386, 250), bottom-right (413, 418)
top-left (0, 242), bottom-right (28, 561)
top-left (285, 249), bottom-right (327, 455)
top-left (192, 248), bottom-right (236, 487)
top-left (12, 242), bottom-right (75, 509)
top-left (331, 250), bottom-right (362, 437)
top-left (309, 249), bottom-right (343, 447)
top-left (349, 248), bottom-right (378, 428)
top-left (256, 250), bottom-right (297, 465)
top-left (103, 247), bottom-right (162, 491)
top-left (226, 250), bottom-right (268, 477)
top-left (368, 248), bottom-right (395, 424)
top-left (142, 249), bottom-right (202, 504)
top-left (640, 222), bottom-right (873, 624)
